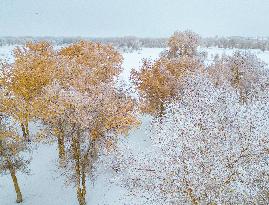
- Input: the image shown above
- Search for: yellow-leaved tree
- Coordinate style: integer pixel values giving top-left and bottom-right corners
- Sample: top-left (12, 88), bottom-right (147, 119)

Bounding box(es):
top-left (131, 31), bottom-right (204, 117)
top-left (36, 41), bottom-right (139, 205)
top-left (0, 42), bottom-right (56, 141)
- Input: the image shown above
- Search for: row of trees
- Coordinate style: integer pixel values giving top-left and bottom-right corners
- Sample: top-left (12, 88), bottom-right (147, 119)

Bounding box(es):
top-left (0, 30), bottom-right (268, 204)
top-left (0, 41), bottom-right (139, 205)
top-left (101, 31), bottom-right (269, 204)
top-left (0, 36), bottom-right (167, 51)
top-left (203, 36), bottom-right (269, 51)
top-left (2, 36), bottom-right (269, 51)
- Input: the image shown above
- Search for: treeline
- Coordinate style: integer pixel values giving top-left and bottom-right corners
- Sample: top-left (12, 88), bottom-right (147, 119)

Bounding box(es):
top-left (203, 36), bottom-right (269, 51)
top-left (0, 36), bottom-right (167, 52)
top-left (1, 35), bottom-right (269, 51)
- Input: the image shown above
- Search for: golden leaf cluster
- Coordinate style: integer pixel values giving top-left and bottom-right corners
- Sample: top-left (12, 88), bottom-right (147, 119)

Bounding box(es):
top-left (131, 31), bottom-right (203, 116)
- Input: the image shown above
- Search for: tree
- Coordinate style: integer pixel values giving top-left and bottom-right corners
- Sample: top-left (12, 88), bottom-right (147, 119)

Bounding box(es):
top-left (37, 41), bottom-right (139, 205)
top-left (36, 41), bottom-right (124, 162)
top-left (163, 30), bottom-right (201, 59)
top-left (131, 57), bottom-right (196, 116)
top-left (131, 31), bottom-right (204, 117)
top-left (56, 84), bottom-right (138, 205)
top-left (0, 41), bottom-right (56, 141)
top-left (208, 51), bottom-right (268, 103)
top-left (58, 41), bottom-right (122, 87)
top-left (0, 114), bottom-right (31, 203)
top-left (105, 73), bottom-right (269, 204)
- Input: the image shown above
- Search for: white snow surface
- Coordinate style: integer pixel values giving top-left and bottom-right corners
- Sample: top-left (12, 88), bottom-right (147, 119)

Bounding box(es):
top-left (0, 46), bottom-right (269, 205)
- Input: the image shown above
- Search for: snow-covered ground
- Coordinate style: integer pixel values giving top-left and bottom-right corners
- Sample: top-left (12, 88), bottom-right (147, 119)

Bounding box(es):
top-left (0, 46), bottom-right (269, 205)
top-left (0, 46), bottom-right (15, 63)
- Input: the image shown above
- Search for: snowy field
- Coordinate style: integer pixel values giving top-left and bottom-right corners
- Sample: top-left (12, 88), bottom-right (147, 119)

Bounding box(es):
top-left (1, 46), bottom-right (269, 205)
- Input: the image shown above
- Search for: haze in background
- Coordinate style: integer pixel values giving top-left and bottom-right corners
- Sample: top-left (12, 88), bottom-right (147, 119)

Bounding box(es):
top-left (0, 0), bottom-right (268, 37)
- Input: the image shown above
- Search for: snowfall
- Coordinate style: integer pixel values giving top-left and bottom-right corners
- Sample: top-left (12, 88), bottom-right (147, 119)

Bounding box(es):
top-left (1, 46), bottom-right (269, 205)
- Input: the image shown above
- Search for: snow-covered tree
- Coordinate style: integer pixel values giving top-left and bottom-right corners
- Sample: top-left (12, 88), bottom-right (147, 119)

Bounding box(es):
top-left (36, 41), bottom-right (139, 205)
top-left (105, 73), bottom-right (269, 204)
top-left (36, 41), bottom-right (124, 161)
top-left (131, 31), bottom-right (204, 117)
top-left (0, 114), bottom-right (31, 203)
top-left (163, 30), bottom-right (201, 59)
top-left (131, 57), bottom-right (202, 116)
top-left (208, 51), bottom-right (269, 103)
top-left (0, 42), bottom-right (57, 141)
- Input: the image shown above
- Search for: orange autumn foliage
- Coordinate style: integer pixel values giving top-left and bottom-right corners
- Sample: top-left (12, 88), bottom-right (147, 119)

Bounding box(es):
top-left (131, 31), bottom-right (204, 116)
top-left (0, 41), bottom-right (57, 140)
top-left (58, 41), bottom-right (123, 88)
top-left (36, 41), bottom-right (138, 205)
top-left (166, 30), bottom-right (201, 59)
top-left (0, 40), bottom-right (139, 205)
top-left (2, 42), bottom-right (56, 101)
top-left (131, 55), bottom-right (203, 116)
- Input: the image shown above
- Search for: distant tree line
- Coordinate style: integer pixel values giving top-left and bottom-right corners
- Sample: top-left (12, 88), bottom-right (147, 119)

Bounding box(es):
top-left (202, 36), bottom-right (269, 51)
top-left (1, 35), bottom-right (269, 51)
top-left (0, 36), bottom-right (167, 52)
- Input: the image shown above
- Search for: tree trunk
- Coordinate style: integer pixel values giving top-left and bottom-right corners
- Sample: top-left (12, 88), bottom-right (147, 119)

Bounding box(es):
top-left (158, 102), bottom-right (165, 118)
top-left (25, 121), bottom-right (30, 139)
top-left (21, 122), bottom-right (30, 142)
top-left (72, 132), bottom-right (87, 205)
top-left (239, 89), bottom-right (247, 104)
top-left (21, 123), bottom-right (27, 140)
top-left (56, 128), bottom-right (65, 164)
top-left (8, 160), bottom-right (23, 203)
top-left (77, 185), bottom-right (86, 205)
top-left (80, 164), bottom-right (87, 205)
